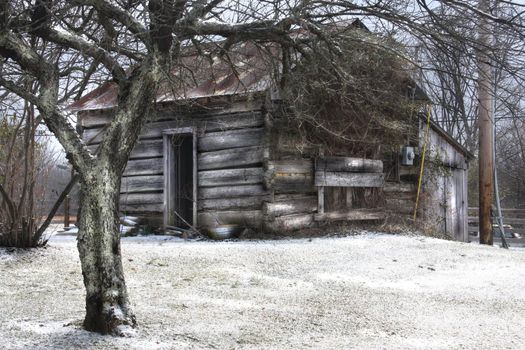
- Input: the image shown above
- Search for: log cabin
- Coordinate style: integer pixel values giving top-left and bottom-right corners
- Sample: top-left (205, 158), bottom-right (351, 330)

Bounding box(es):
top-left (69, 25), bottom-right (472, 241)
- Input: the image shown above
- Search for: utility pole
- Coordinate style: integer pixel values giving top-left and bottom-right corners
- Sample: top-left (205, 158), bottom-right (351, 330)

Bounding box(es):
top-left (478, 0), bottom-right (494, 245)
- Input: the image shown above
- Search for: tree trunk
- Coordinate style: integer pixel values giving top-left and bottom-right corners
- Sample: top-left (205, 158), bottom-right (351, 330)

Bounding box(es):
top-left (76, 165), bottom-right (135, 336)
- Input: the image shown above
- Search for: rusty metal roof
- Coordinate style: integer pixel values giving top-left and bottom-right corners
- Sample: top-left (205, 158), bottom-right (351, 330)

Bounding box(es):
top-left (68, 41), bottom-right (275, 112)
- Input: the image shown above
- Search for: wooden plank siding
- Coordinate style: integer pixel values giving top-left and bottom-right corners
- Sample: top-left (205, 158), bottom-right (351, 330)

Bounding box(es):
top-left (263, 159), bottom-right (317, 233)
top-left (80, 100), bottom-right (267, 228)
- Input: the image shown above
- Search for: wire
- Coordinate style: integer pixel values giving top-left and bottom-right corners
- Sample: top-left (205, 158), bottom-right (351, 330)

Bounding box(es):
top-left (413, 104), bottom-right (432, 222)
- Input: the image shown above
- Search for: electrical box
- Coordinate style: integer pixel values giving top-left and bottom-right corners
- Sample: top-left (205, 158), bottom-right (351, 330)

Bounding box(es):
top-left (401, 146), bottom-right (415, 166)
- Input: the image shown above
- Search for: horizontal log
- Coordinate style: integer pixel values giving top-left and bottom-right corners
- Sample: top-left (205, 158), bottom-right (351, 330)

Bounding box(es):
top-left (83, 120), bottom-right (184, 145)
top-left (119, 193), bottom-right (163, 205)
top-left (124, 158), bottom-right (163, 176)
top-left (274, 193), bottom-right (318, 201)
top-left (120, 203), bottom-right (164, 213)
top-left (316, 157), bottom-right (383, 173)
top-left (315, 171), bottom-right (384, 188)
top-left (156, 102), bottom-right (264, 125)
top-left (120, 193), bottom-right (164, 213)
top-left (81, 109), bottom-right (264, 131)
top-left (267, 159), bottom-right (313, 174)
top-left (198, 146), bottom-right (264, 170)
top-left (121, 175), bottom-right (163, 193)
top-left (314, 209), bottom-right (386, 222)
top-left (198, 196), bottom-right (267, 211)
top-left (198, 112), bottom-right (264, 132)
top-left (272, 172), bottom-right (315, 193)
top-left (198, 184), bottom-right (267, 200)
top-left (87, 139), bottom-right (164, 160)
top-left (263, 196), bottom-right (317, 218)
top-left (198, 210), bottom-right (263, 228)
top-left (198, 168), bottom-right (263, 187)
top-left (273, 175), bottom-right (315, 193)
top-left (383, 182), bottom-right (416, 193)
top-left (129, 140), bottom-right (164, 159)
top-left (80, 110), bottom-right (113, 128)
top-left (198, 128), bottom-right (264, 152)
top-left (265, 213), bottom-right (314, 233)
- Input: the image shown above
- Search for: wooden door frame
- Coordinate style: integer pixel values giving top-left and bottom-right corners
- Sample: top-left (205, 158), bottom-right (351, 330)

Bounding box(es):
top-left (163, 127), bottom-right (197, 229)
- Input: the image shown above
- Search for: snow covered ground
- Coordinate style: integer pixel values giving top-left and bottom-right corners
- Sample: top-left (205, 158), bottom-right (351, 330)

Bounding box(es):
top-left (1, 233), bottom-right (525, 349)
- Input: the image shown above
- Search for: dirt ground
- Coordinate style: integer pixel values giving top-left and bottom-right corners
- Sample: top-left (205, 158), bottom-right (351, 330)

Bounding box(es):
top-left (1, 233), bottom-right (525, 350)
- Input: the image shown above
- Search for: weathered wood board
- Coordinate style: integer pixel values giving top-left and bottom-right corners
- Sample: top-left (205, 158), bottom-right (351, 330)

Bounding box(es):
top-left (121, 175), bottom-right (163, 193)
top-left (83, 112), bottom-right (265, 145)
top-left (198, 168), bottom-right (264, 187)
top-left (263, 196), bottom-right (317, 218)
top-left (265, 213), bottom-right (314, 232)
top-left (383, 182), bottom-right (416, 193)
top-left (198, 184), bottom-right (267, 200)
top-left (123, 158), bottom-right (163, 176)
top-left (314, 171), bottom-right (384, 187)
top-left (198, 128), bottom-right (264, 152)
top-left (198, 196), bottom-right (267, 211)
top-left (271, 173), bottom-right (315, 193)
top-left (198, 146), bottom-right (264, 170)
top-left (267, 159), bottom-right (314, 174)
top-left (316, 157), bottom-right (383, 173)
top-left (119, 193), bottom-right (164, 213)
top-left (314, 209), bottom-right (386, 222)
top-left (198, 210), bottom-right (263, 228)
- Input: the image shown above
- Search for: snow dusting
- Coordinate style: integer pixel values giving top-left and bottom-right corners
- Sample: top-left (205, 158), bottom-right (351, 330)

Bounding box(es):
top-left (1, 233), bottom-right (524, 349)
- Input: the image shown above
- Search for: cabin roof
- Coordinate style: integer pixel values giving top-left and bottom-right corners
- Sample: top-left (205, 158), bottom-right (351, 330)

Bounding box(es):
top-left (68, 41), bottom-right (273, 112)
top-left (68, 20), bottom-right (370, 113)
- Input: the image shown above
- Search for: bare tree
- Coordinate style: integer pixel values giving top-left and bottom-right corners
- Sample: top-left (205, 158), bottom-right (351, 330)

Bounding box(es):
top-left (0, 0), bottom-right (523, 336)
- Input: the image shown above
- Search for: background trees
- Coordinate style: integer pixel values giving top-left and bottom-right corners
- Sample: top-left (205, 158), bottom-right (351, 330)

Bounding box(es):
top-left (0, 98), bottom-right (59, 247)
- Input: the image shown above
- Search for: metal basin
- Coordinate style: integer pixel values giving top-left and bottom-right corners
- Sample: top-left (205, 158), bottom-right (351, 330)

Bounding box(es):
top-left (206, 225), bottom-right (242, 240)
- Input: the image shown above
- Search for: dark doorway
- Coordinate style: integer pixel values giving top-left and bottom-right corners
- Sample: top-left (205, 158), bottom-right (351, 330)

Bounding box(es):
top-left (163, 128), bottom-right (197, 229)
top-left (171, 134), bottom-right (193, 227)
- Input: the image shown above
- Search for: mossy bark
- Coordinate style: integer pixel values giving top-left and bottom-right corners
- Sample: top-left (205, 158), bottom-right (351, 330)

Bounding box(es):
top-left (77, 166), bottom-right (135, 335)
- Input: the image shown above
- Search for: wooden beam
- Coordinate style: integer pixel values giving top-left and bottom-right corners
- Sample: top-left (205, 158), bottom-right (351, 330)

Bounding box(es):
top-left (314, 209), bottom-right (386, 222)
top-left (265, 213), bottom-right (314, 233)
top-left (121, 175), bottom-right (163, 193)
top-left (263, 196), bottom-right (317, 218)
top-left (272, 172), bottom-right (315, 193)
top-left (198, 196), bottom-right (266, 211)
top-left (198, 127), bottom-right (264, 152)
top-left (83, 112), bottom-right (265, 144)
top-left (198, 184), bottom-right (267, 199)
top-left (383, 182), bottom-right (416, 193)
top-left (198, 168), bottom-right (264, 187)
top-left (124, 158), bottom-right (163, 176)
top-left (120, 193), bottom-right (164, 213)
top-left (316, 157), bottom-right (383, 173)
top-left (198, 210), bottom-right (263, 228)
top-left (267, 159), bottom-right (314, 174)
top-left (198, 146), bottom-right (264, 170)
top-left (314, 171), bottom-right (384, 187)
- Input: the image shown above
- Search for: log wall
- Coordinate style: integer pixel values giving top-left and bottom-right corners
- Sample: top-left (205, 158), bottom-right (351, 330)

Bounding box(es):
top-left (80, 99), bottom-right (268, 230)
top-left (79, 100), bottom-right (469, 238)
